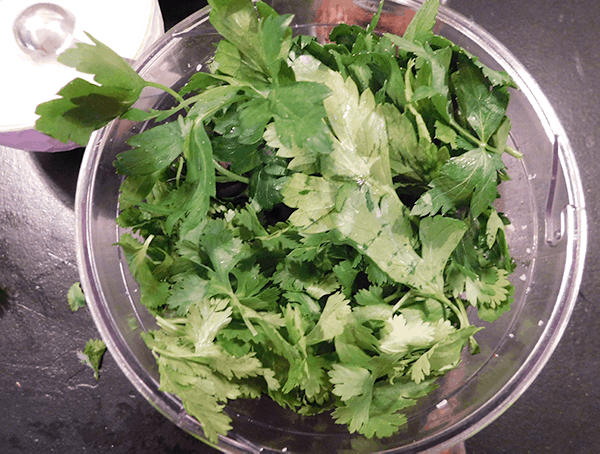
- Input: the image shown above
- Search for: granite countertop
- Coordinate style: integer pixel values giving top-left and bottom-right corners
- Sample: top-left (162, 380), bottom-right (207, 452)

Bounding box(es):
top-left (1, 0), bottom-right (598, 452)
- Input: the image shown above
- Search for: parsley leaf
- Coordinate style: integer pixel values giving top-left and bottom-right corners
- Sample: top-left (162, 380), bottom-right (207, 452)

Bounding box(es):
top-left (412, 147), bottom-right (506, 219)
top-left (452, 60), bottom-right (511, 143)
top-left (35, 34), bottom-right (146, 145)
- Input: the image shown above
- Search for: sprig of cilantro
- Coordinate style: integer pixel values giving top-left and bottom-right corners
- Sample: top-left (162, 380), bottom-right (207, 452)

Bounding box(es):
top-left (77, 338), bottom-right (107, 380)
top-left (38, 0), bottom-right (522, 443)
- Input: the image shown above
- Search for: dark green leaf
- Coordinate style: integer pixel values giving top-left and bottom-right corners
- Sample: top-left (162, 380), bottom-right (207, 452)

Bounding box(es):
top-left (452, 61), bottom-right (510, 143)
top-left (115, 121), bottom-right (185, 175)
top-left (35, 34), bottom-right (145, 145)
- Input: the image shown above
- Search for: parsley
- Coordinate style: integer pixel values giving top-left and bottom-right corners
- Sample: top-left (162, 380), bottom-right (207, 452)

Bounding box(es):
top-left (35, 33), bottom-right (184, 146)
top-left (37, 0), bottom-right (522, 442)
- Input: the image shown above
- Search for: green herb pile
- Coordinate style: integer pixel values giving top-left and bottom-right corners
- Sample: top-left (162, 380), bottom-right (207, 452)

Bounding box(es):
top-left (36, 0), bottom-right (521, 443)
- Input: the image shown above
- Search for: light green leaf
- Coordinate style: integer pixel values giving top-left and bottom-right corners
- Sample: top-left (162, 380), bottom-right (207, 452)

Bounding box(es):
top-left (403, 0), bottom-right (440, 44)
top-left (306, 292), bottom-right (352, 345)
top-left (329, 364), bottom-right (372, 401)
top-left (67, 282), bottom-right (86, 311)
top-left (379, 314), bottom-right (435, 355)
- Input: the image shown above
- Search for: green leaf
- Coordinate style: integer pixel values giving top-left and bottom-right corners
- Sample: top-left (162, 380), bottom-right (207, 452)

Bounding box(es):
top-left (249, 166), bottom-right (288, 211)
top-left (268, 82), bottom-right (333, 155)
top-left (67, 282), bottom-right (86, 311)
top-left (282, 173), bottom-right (339, 233)
top-left (412, 147), bottom-right (505, 218)
top-left (59, 33), bottom-right (145, 88)
top-left (273, 258), bottom-right (340, 300)
top-left (403, 0), bottom-right (440, 44)
top-left (333, 260), bottom-right (359, 297)
top-left (306, 292), bottom-right (352, 345)
top-left (78, 339), bottom-right (107, 380)
top-left (184, 299), bottom-right (233, 352)
top-left (490, 115), bottom-right (512, 155)
top-left (258, 11), bottom-right (294, 79)
top-left (207, 0), bottom-right (294, 80)
top-left (452, 61), bottom-right (510, 143)
top-left (210, 39), bottom-right (266, 83)
top-left (410, 325), bottom-right (479, 383)
top-left (35, 33), bottom-right (145, 145)
top-left (329, 364), bottom-right (372, 401)
top-left (430, 35), bottom-right (517, 88)
top-left (292, 60), bottom-right (393, 188)
top-left (419, 216), bottom-right (467, 277)
top-left (114, 121), bottom-right (185, 175)
top-left (187, 85), bottom-right (246, 121)
top-left (383, 104), bottom-right (449, 183)
top-left (207, 0), bottom-right (263, 69)
top-left (331, 382), bottom-right (374, 433)
top-left (199, 219), bottom-right (245, 281)
top-left (357, 378), bottom-right (436, 438)
top-left (116, 234), bottom-right (170, 312)
top-left (355, 287), bottom-right (386, 306)
top-left (167, 274), bottom-right (209, 316)
top-left (485, 207), bottom-right (505, 249)
top-left (465, 267), bottom-right (514, 322)
top-left (180, 120), bottom-right (217, 231)
top-left (156, 356), bottom-right (233, 444)
top-left (379, 314), bottom-right (436, 355)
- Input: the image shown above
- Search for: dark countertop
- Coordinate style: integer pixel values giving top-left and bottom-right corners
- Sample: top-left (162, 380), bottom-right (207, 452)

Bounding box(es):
top-left (0, 0), bottom-right (598, 453)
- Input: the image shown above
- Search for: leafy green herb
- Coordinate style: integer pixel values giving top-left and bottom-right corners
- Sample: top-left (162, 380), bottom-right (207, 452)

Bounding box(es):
top-left (67, 282), bottom-right (86, 311)
top-left (37, 0), bottom-right (522, 442)
top-left (78, 338), bottom-right (107, 380)
top-left (35, 33), bottom-right (184, 146)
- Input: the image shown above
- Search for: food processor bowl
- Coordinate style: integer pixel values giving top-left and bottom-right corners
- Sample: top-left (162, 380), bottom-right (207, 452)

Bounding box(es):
top-left (75, 1), bottom-right (586, 452)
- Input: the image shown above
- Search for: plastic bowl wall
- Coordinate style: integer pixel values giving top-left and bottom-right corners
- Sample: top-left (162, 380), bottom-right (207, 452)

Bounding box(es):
top-left (75, 1), bottom-right (587, 452)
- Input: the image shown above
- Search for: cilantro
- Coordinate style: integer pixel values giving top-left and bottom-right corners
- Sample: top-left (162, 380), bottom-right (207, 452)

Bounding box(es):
top-left (78, 338), bottom-right (107, 380)
top-left (67, 282), bottom-right (86, 311)
top-left (36, 0), bottom-right (523, 442)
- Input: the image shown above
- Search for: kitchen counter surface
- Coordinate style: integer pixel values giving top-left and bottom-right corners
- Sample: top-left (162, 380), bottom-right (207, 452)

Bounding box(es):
top-left (1, 0), bottom-right (598, 452)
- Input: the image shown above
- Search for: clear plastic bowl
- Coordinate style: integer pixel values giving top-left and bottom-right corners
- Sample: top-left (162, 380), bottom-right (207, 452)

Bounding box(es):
top-left (75, 1), bottom-right (587, 452)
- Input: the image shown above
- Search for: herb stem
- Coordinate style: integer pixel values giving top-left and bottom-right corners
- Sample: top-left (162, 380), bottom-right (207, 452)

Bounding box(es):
top-left (213, 160), bottom-right (250, 184)
top-left (448, 118), bottom-right (486, 149)
top-left (504, 145), bottom-right (523, 159)
top-left (384, 288), bottom-right (403, 304)
top-left (144, 81), bottom-right (188, 107)
top-left (391, 291), bottom-right (412, 313)
top-left (175, 157), bottom-right (184, 188)
top-left (439, 294), bottom-right (471, 330)
top-left (448, 118), bottom-right (522, 158)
